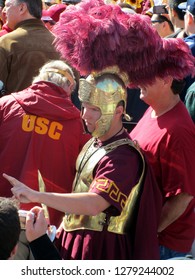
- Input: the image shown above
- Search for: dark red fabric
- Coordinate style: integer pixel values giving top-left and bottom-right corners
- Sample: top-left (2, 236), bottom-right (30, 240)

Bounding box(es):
top-left (130, 101), bottom-right (195, 252)
top-left (55, 132), bottom-right (162, 259)
top-left (133, 160), bottom-right (162, 259)
top-left (56, 227), bottom-right (133, 260)
top-left (42, 4), bottom-right (66, 22)
top-left (0, 24), bottom-right (12, 37)
top-left (0, 82), bottom-right (90, 226)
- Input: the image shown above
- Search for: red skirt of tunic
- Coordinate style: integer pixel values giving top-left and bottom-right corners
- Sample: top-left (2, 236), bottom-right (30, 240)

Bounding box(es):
top-left (55, 227), bottom-right (133, 260)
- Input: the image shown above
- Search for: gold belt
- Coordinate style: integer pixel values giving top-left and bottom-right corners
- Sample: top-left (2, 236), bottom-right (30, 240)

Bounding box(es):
top-left (63, 212), bottom-right (109, 232)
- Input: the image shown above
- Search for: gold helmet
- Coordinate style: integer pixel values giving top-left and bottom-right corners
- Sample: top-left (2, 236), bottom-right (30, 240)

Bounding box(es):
top-left (79, 66), bottom-right (131, 138)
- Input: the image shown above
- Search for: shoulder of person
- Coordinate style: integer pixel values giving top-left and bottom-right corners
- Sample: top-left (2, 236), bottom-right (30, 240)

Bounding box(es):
top-left (186, 82), bottom-right (195, 94)
top-left (0, 29), bottom-right (19, 46)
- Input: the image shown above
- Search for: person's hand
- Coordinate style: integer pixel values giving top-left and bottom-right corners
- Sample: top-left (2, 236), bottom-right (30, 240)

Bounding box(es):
top-left (2, 173), bottom-right (38, 203)
top-left (26, 206), bottom-right (48, 242)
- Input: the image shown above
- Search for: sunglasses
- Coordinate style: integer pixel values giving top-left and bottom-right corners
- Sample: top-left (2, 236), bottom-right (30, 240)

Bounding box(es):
top-left (151, 20), bottom-right (165, 23)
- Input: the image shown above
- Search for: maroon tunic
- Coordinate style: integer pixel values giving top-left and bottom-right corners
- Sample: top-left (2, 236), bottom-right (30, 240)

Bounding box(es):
top-left (55, 131), bottom-right (162, 259)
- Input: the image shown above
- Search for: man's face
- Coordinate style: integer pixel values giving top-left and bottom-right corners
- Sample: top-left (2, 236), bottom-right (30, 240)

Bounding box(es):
top-left (4, 0), bottom-right (22, 29)
top-left (139, 78), bottom-right (165, 105)
top-left (81, 102), bottom-right (102, 134)
top-left (151, 14), bottom-right (173, 38)
top-left (151, 14), bottom-right (165, 37)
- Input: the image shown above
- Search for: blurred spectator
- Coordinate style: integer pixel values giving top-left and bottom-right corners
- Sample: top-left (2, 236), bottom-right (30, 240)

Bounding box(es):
top-left (116, 0), bottom-right (153, 14)
top-left (0, 198), bottom-right (61, 260)
top-left (0, 0), bottom-right (5, 28)
top-left (178, 0), bottom-right (195, 55)
top-left (0, 0), bottom-right (60, 95)
top-left (166, 0), bottom-right (187, 38)
top-left (151, 13), bottom-right (174, 37)
top-left (0, 2), bottom-right (12, 37)
top-left (42, 3), bottom-right (66, 30)
top-left (178, 0), bottom-right (195, 100)
top-left (147, 4), bottom-right (175, 37)
top-left (0, 197), bottom-right (20, 260)
top-left (43, 3), bottom-right (66, 22)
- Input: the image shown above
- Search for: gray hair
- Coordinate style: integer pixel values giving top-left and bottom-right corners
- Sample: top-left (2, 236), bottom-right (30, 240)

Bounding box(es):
top-left (33, 60), bottom-right (77, 93)
top-left (16, 0), bottom-right (42, 19)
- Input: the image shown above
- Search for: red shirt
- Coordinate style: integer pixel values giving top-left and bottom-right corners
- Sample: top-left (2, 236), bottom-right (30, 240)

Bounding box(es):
top-left (0, 24), bottom-right (12, 37)
top-left (130, 102), bottom-right (195, 252)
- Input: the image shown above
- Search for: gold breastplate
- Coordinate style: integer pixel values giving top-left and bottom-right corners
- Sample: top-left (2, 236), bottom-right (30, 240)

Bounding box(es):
top-left (63, 138), bottom-right (145, 234)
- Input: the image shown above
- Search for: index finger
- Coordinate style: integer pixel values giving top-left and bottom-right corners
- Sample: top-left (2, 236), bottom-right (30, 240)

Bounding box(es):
top-left (2, 173), bottom-right (19, 186)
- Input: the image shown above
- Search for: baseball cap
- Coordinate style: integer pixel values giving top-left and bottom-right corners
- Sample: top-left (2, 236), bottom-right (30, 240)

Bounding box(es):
top-left (178, 0), bottom-right (195, 16)
top-left (42, 4), bottom-right (66, 23)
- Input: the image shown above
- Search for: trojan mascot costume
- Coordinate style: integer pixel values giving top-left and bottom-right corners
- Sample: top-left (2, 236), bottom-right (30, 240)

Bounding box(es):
top-left (53, 0), bottom-right (195, 259)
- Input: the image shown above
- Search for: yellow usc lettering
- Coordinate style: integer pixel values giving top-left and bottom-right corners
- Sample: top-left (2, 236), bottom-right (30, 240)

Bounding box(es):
top-left (35, 117), bottom-right (49, 135)
top-left (48, 121), bottom-right (63, 140)
top-left (22, 114), bottom-right (63, 140)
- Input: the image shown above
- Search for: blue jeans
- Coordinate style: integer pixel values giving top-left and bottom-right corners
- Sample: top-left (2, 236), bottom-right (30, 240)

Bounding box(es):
top-left (159, 245), bottom-right (188, 260)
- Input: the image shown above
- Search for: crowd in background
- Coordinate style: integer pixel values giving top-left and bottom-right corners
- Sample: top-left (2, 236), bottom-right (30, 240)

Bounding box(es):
top-left (0, 0), bottom-right (194, 261)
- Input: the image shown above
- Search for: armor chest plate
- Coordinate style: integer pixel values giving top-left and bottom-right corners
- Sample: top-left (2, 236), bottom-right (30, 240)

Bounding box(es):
top-left (63, 138), bottom-right (145, 234)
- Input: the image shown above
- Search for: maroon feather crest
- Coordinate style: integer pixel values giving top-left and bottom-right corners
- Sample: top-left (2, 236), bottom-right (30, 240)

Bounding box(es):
top-left (53, 0), bottom-right (195, 86)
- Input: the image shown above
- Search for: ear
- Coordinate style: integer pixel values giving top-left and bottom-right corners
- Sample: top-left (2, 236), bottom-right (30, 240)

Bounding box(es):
top-left (162, 21), bottom-right (167, 28)
top-left (163, 76), bottom-right (173, 86)
top-left (163, 21), bottom-right (171, 31)
top-left (171, 9), bottom-right (177, 18)
top-left (19, 2), bottom-right (28, 14)
top-left (8, 244), bottom-right (18, 259)
top-left (115, 105), bottom-right (124, 118)
top-left (187, 12), bottom-right (194, 26)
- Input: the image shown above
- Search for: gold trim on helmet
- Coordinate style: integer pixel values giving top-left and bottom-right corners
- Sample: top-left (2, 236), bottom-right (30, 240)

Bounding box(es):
top-left (79, 67), bottom-right (131, 138)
